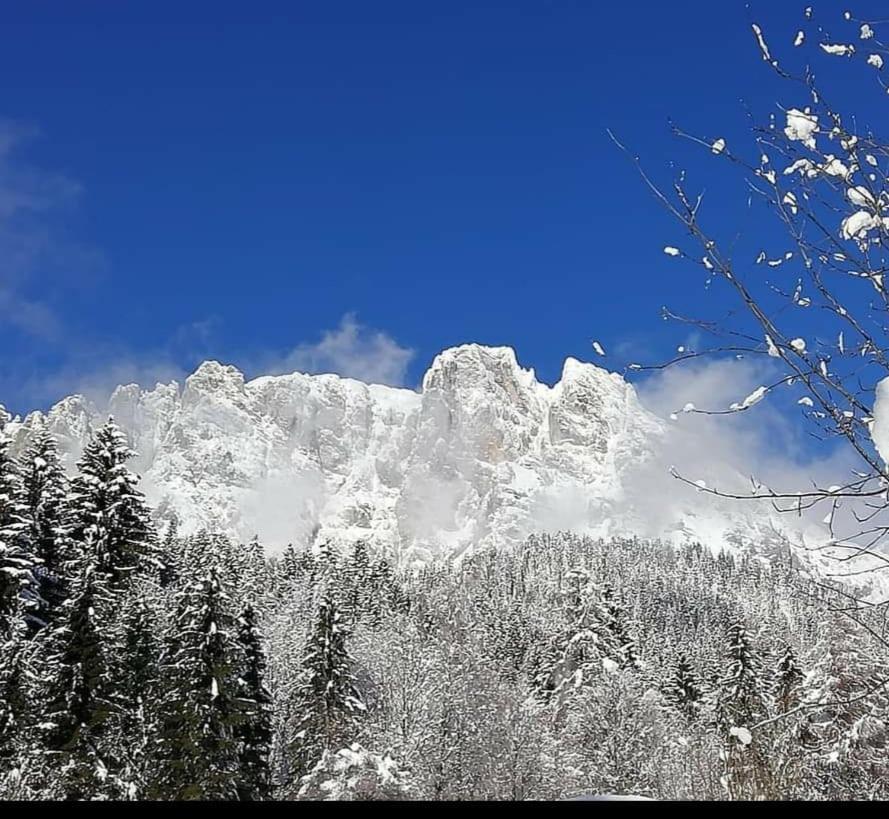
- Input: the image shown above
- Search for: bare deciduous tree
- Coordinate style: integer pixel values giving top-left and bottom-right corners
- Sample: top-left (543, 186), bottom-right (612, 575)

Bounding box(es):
top-left (618, 10), bottom-right (889, 590)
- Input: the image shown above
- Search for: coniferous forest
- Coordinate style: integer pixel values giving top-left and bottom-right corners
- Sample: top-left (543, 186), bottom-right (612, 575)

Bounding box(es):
top-left (2, 416), bottom-right (889, 801)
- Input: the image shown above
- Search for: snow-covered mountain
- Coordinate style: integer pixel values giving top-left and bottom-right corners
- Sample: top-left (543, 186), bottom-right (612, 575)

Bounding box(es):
top-left (8, 344), bottom-right (828, 564)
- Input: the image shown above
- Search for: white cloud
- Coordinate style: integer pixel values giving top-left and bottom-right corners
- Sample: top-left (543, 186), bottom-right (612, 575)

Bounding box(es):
top-left (266, 313), bottom-right (415, 387)
top-left (7, 317), bottom-right (220, 414)
top-left (0, 121), bottom-right (80, 220)
top-left (626, 357), bottom-right (858, 544)
top-left (0, 119), bottom-right (86, 341)
top-left (8, 314), bottom-right (414, 416)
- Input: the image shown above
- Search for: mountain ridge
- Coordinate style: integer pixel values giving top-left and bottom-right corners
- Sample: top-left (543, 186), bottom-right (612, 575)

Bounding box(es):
top-left (8, 343), bottom-right (832, 567)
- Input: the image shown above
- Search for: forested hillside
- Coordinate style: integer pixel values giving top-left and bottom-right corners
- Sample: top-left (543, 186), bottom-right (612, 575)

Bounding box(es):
top-left (1, 416), bottom-right (887, 800)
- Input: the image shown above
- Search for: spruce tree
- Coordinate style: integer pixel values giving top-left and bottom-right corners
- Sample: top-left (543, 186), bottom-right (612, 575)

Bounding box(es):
top-left (156, 519), bottom-right (179, 588)
top-left (716, 621), bottom-right (766, 728)
top-left (151, 569), bottom-right (241, 800)
top-left (118, 596), bottom-right (161, 778)
top-left (19, 425), bottom-right (70, 627)
top-left (344, 540), bottom-right (371, 623)
top-left (664, 653), bottom-right (703, 720)
top-left (715, 620), bottom-right (769, 799)
top-left (67, 418), bottom-right (156, 591)
top-left (0, 411), bottom-right (35, 635)
top-left (773, 644), bottom-right (804, 714)
top-left (602, 583), bottom-right (639, 669)
top-left (234, 603), bottom-right (273, 800)
top-left (0, 611), bottom-right (33, 765)
top-left (39, 562), bottom-right (118, 800)
top-left (536, 568), bottom-right (621, 699)
top-left (283, 593), bottom-right (365, 789)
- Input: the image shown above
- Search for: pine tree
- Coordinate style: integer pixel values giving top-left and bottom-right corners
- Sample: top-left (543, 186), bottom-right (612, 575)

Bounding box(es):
top-left (297, 744), bottom-right (416, 800)
top-left (19, 425), bottom-right (70, 627)
top-left (117, 595), bottom-right (162, 794)
top-left (536, 568), bottom-right (622, 700)
top-left (664, 653), bottom-right (703, 719)
top-left (150, 569), bottom-right (241, 800)
top-left (67, 418), bottom-right (157, 591)
top-left (343, 540), bottom-right (372, 624)
top-left (602, 583), bottom-right (639, 669)
top-left (283, 594), bottom-right (366, 790)
top-left (715, 620), bottom-right (770, 799)
top-left (773, 644), bottom-right (804, 714)
top-left (234, 603), bottom-right (273, 800)
top-left (0, 612), bottom-right (33, 764)
top-left (236, 537), bottom-right (268, 610)
top-left (716, 621), bottom-right (766, 728)
top-left (38, 561), bottom-right (118, 800)
top-left (156, 519), bottom-right (179, 588)
top-left (0, 411), bottom-right (35, 635)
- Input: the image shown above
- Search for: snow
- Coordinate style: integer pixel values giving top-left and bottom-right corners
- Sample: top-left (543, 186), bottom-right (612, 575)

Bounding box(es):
top-left (871, 376), bottom-right (889, 465)
top-left (663, 246), bottom-right (680, 256)
top-left (820, 43), bottom-right (855, 56)
top-left (821, 156), bottom-right (849, 178)
top-left (751, 23), bottom-right (772, 63)
top-left (789, 338), bottom-right (807, 353)
top-left (847, 186), bottom-right (876, 207)
top-left (861, 24), bottom-right (874, 39)
top-left (711, 138), bottom-right (726, 155)
top-left (12, 342), bottom-right (838, 565)
top-left (868, 54), bottom-right (884, 69)
top-left (784, 109), bottom-right (818, 149)
top-left (591, 341), bottom-right (606, 357)
top-left (841, 210), bottom-right (880, 239)
top-left (732, 386), bottom-right (767, 411)
top-left (729, 726), bottom-right (753, 745)
top-left (794, 30), bottom-right (805, 47)
top-left (601, 657), bottom-right (619, 673)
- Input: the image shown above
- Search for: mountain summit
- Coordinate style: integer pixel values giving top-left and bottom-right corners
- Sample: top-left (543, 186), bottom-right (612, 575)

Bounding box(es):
top-left (9, 344), bottom-right (824, 563)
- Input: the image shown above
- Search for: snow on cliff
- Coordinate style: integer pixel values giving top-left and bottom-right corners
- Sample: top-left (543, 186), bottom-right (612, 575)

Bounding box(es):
top-left (8, 344), bottom-right (830, 565)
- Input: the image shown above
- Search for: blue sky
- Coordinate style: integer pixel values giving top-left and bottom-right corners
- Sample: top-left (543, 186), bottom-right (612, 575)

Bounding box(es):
top-left (0, 1), bottom-right (880, 414)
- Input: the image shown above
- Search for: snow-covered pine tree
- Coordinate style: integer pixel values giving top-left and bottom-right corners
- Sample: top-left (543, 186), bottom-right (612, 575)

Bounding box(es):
top-left (0, 611), bottom-right (33, 765)
top-left (19, 424), bottom-right (70, 627)
top-left (664, 653), bottom-right (703, 720)
top-left (773, 644), bottom-right (804, 715)
top-left (234, 602), bottom-right (273, 801)
top-left (156, 519), bottom-right (179, 588)
top-left (233, 537), bottom-right (268, 612)
top-left (116, 595), bottom-right (162, 797)
top-left (715, 620), bottom-right (770, 799)
top-left (282, 593), bottom-right (366, 791)
top-left (602, 582), bottom-right (640, 669)
top-left (297, 743), bottom-right (415, 801)
top-left (716, 620), bottom-right (766, 728)
top-left (535, 568), bottom-right (622, 701)
top-left (150, 568), bottom-right (241, 800)
top-left (38, 561), bottom-right (118, 800)
top-left (344, 540), bottom-right (372, 624)
top-left (67, 418), bottom-right (157, 590)
top-left (0, 408), bottom-right (36, 636)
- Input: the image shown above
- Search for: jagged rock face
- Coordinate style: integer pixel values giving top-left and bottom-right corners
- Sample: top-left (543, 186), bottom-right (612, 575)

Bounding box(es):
top-left (6, 344), bottom-right (817, 563)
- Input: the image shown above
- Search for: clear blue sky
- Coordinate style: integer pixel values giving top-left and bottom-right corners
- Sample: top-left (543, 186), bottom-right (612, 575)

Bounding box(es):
top-left (0, 1), bottom-right (878, 413)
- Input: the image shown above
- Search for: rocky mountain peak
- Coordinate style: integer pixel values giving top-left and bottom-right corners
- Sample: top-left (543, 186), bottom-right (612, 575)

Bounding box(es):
top-left (7, 344), bottom-right (829, 565)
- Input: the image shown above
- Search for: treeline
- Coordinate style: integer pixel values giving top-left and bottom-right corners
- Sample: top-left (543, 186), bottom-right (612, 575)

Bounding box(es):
top-left (1, 414), bottom-right (889, 800)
